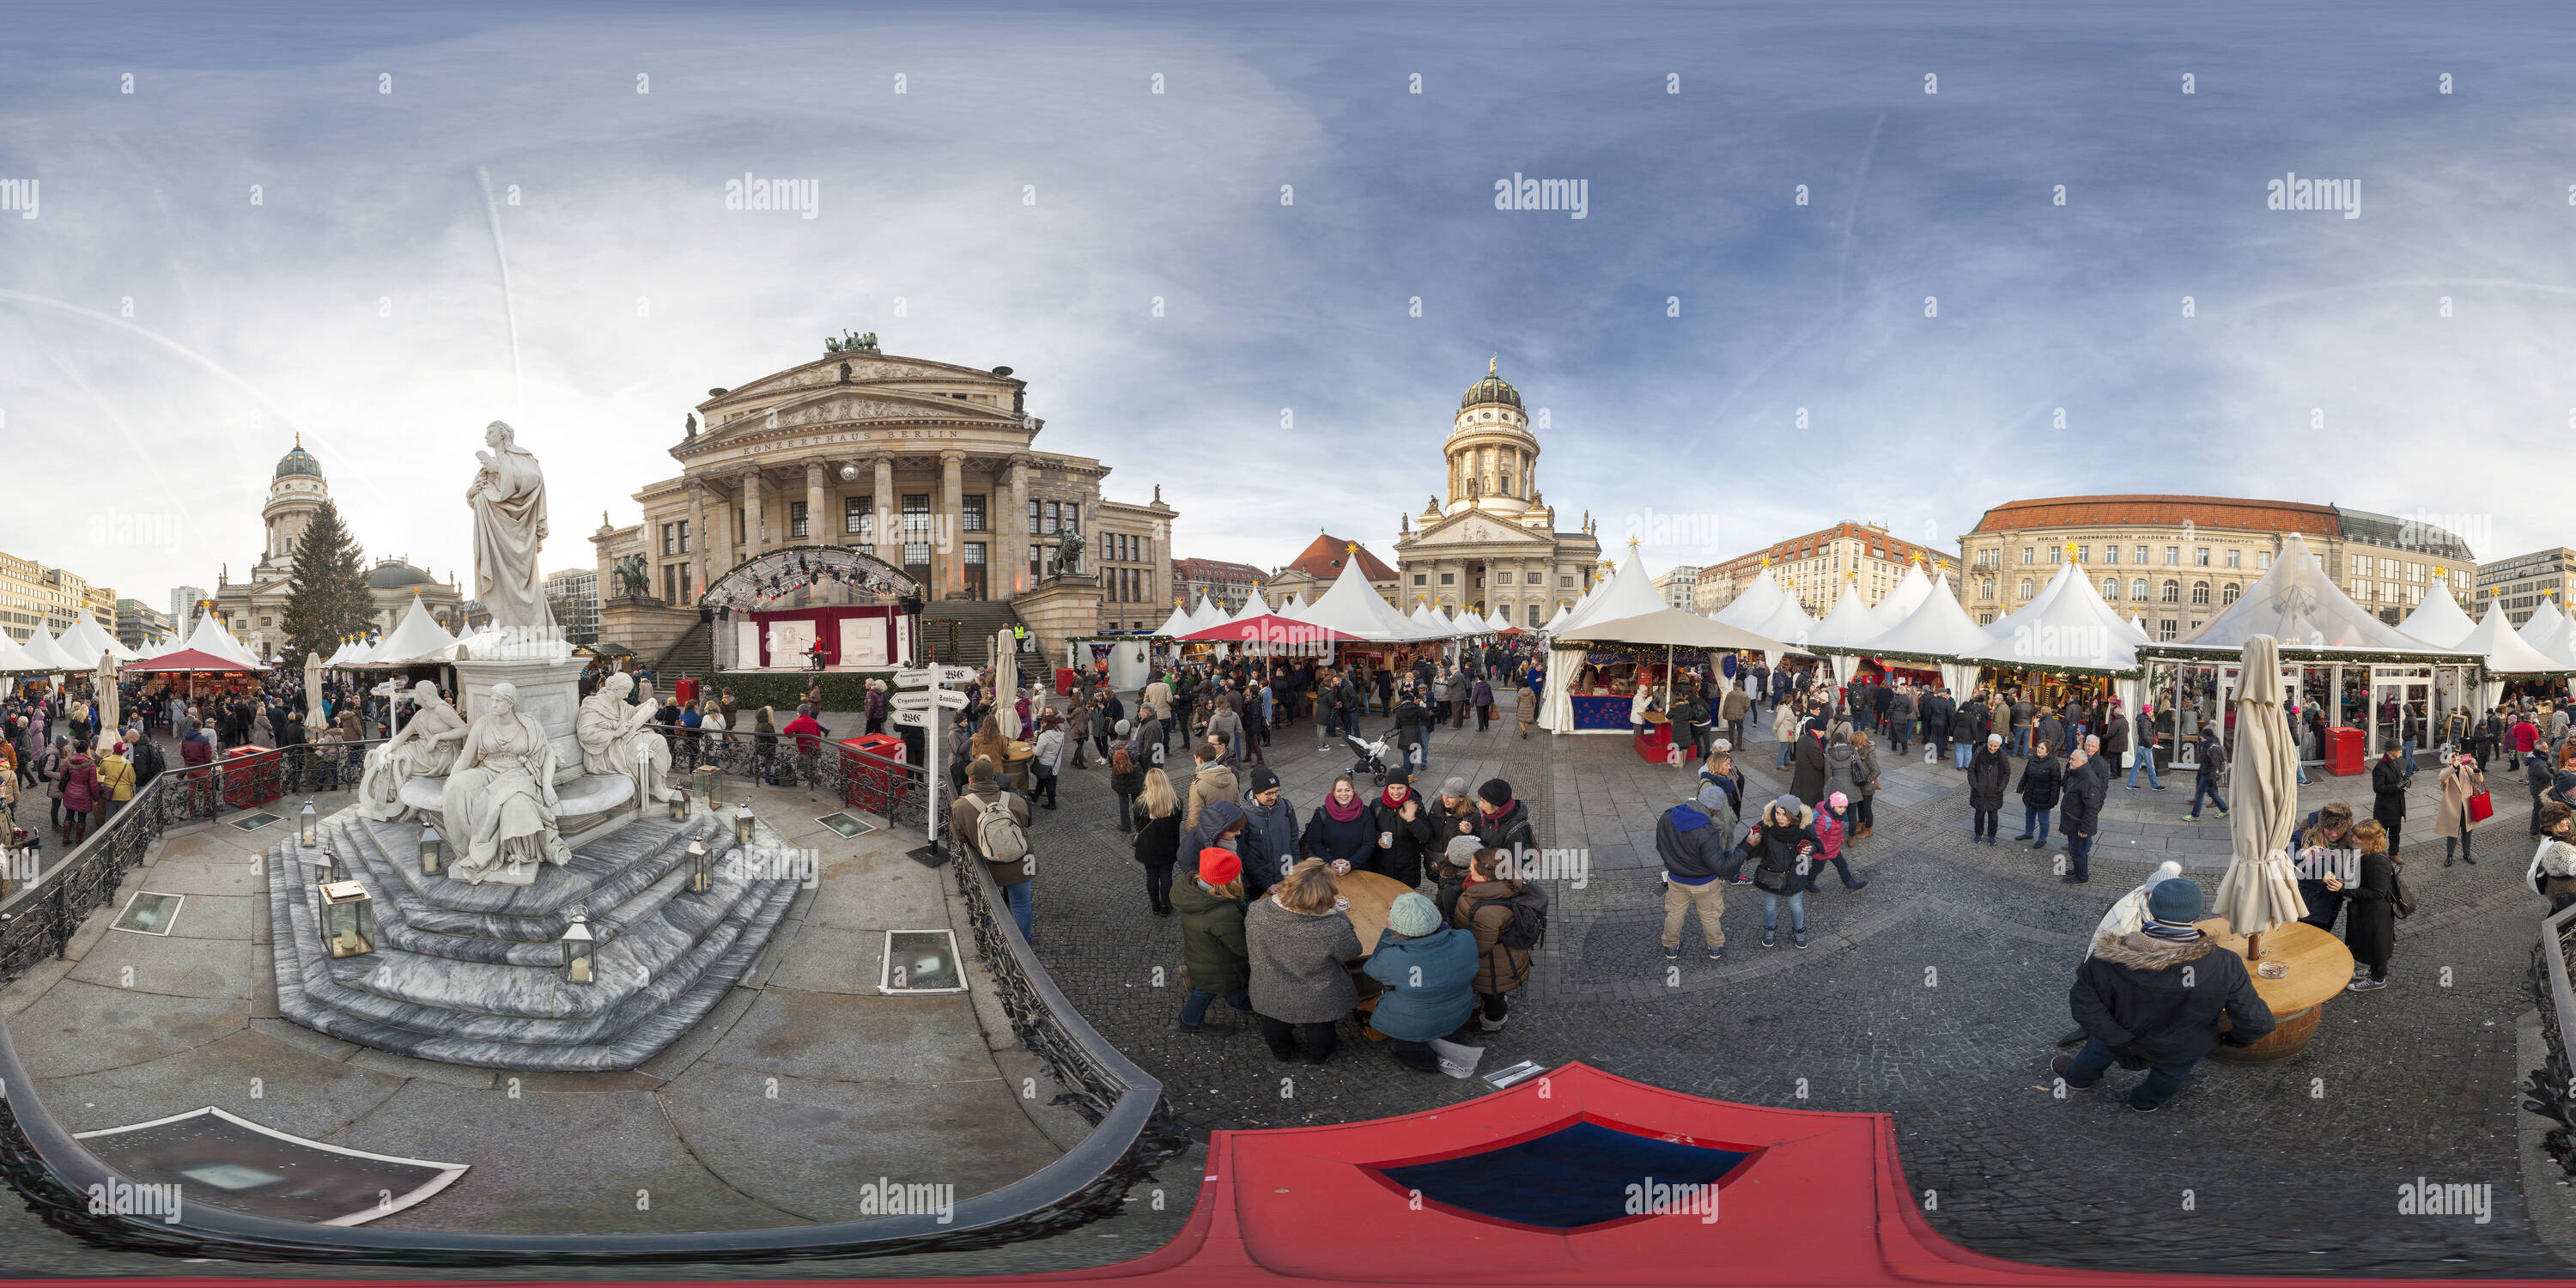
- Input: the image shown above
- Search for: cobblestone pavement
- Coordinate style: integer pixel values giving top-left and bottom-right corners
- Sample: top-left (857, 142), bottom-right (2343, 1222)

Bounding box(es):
top-left (1019, 695), bottom-right (2567, 1277)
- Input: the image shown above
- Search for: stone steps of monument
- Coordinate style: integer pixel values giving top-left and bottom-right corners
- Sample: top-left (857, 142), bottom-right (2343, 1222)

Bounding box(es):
top-left (268, 821), bottom-right (803, 1071)
top-left (330, 812), bottom-right (732, 963)
top-left (916, 600), bottom-right (1025, 667)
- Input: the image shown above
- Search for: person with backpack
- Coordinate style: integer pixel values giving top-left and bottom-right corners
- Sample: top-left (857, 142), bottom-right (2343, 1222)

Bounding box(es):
top-left (949, 756), bottom-right (1036, 943)
top-left (1472, 778), bottom-right (1534, 865)
top-left (1745, 795), bottom-right (1817, 949)
top-left (1363, 890), bottom-right (1479, 1072)
top-left (129, 729), bottom-right (166, 792)
top-left (1108, 720), bottom-right (1143, 834)
top-left (2184, 726), bottom-right (2230, 821)
top-left (1806, 790), bottom-right (1868, 893)
top-left (1183, 740), bottom-right (1236, 835)
top-left (1656, 782), bottom-right (1736, 960)
top-left (1449, 846), bottom-right (1540, 1031)
top-left (1173, 847), bottom-right (1252, 1035)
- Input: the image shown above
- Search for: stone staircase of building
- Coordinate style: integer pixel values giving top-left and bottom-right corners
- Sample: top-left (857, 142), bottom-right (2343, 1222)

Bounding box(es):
top-left (917, 600), bottom-right (1028, 668)
top-left (653, 619), bottom-right (712, 678)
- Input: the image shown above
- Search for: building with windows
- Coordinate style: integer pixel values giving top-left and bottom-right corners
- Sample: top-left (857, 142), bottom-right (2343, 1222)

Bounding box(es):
top-left (1265, 534), bottom-right (1403, 609)
top-left (2475, 547), bottom-right (2576, 626)
top-left (114, 598), bottom-right (173, 650)
top-left (544, 568), bottom-right (601, 646)
top-left (593, 343), bottom-right (1176, 657)
top-left (1387, 361), bottom-right (1605, 628)
top-left (211, 439), bottom-right (470, 662)
top-left (1958, 495), bottom-right (2476, 641)
top-left (1174, 557), bottom-right (1267, 616)
top-left (1653, 565), bottom-right (1704, 611)
top-left (168, 586), bottom-right (207, 636)
top-left (0, 551), bottom-right (113, 646)
top-left (1696, 523), bottom-right (1958, 617)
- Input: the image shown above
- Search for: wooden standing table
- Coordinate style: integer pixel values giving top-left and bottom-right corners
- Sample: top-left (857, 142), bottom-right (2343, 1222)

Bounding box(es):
top-left (2190, 918), bottom-right (2354, 1062)
top-left (1333, 870), bottom-right (1415, 957)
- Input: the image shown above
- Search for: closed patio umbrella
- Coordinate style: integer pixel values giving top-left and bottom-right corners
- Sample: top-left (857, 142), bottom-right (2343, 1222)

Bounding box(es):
top-left (2211, 634), bottom-right (2308, 958)
top-left (993, 628), bottom-right (1021, 739)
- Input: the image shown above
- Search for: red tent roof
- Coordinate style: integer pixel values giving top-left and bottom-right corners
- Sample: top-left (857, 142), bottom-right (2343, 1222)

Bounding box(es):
top-left (121, 648), bottom-right (264, 673)
top-left (1175, 615), bottom-right (1364, 645)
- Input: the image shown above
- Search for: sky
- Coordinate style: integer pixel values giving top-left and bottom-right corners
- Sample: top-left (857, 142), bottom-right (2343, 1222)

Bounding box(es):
top-left (3, 0), bottom-right (2573, 612)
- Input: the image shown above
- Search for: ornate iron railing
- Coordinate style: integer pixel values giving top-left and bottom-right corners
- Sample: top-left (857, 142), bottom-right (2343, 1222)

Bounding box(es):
top-left (1, 740), bottom-right (382, 986)
top-left (2524, 899), bottom-right (2576, 1176)
top-left (647, 722), bottom-right (929, 833)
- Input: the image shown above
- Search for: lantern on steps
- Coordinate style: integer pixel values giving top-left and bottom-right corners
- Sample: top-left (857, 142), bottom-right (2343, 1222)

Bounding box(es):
top-left (319, 880), bottom-right (376, 957)
top-left (562, 913), bottom-right (595, 984)
top-left (734, 803), bottom-right (756, 847)
top-left (418, 823), bottom-right (442, 876)
top-left (687, 840), bottom-right (714, 894)
top-left (693, 764), bottom-right (720, 804)
top-left (667, 789), bottom-right (689, 823)
top-left (299, 800), bottom-right (320, 846)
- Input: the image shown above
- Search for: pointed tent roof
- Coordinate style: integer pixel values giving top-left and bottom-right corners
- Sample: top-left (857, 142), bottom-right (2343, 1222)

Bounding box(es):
top-left (1966, 562), bottom-right (2145, 675)
top-left (1844, 569), bottom-right (1997, 662)
top-left (65, 613), bottom-right (137, 663)
top-left (1801, 580), bottom-right (1883, 650)
top-left (1227, 588), bottom-right (1273, 624)
top-left (1299, 547), bottom-right (1438, 641)
top-left (361, 593), bottom-right (461, 665)
top-left (124, 613), bottom-right (267, 672)
top-left (1880, 564), bottom-right (1935, 619)
top-left (1552, 553), bottom-right (1666, 639)
top-left (1484, 605), bottom-right (1516, 633)
top-left (0, 630), bottom-right (47, 676)
top-left (2173, 532), bottom-right (2459, 656)
top-left (1741, 592), bottom-right (1820, 655)
top-left (1558, 606), bottom-right (1783, 652)
top-left (1711, 571), bottom-right (1789, 629)
top-left (1186, 595), bottom-right (1230, 633)
top-left (2396, 579), bottom-right (2477, 649)
top-left (2517, 596), bottom-right (2576, 666)
top-left (1407, 601), bottom-right (1445, 632)
top-left (2458, 603), bottom-right (2573, 676)
top-left (1541, 603), bottom-right (1572, 634)
top-left (1151, 601), bottom-right (1194, 637)
top-left (1280, 592), bottom-right (1304, 612)
top-left (1444, 607), bottom-right (1485, 637)
top-left (19, 624), bottom-right (84, 671)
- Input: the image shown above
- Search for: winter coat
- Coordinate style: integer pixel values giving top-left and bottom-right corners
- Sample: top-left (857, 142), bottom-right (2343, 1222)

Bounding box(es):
top-left (95, 753), bottom-right (135, 803)
top-left (2035, 715), bottom-right (2065, 754)
top-left (58, 754), bottom-right (99, 812)
top-left (2370, 756), bottom-right (2408, 824)
top-left (2072, 930), bottom-right (2275, 1065)
top-left (1790, 733), bottom-right (1831, 805)
top-left (1108, 738), bottom-right (1144, 798)
top-left (1368, 794), bottom-right (1438, 887)
top-left (1245, 896), bottom-right (1362, 1024)
top-left (1172, 872), bottom-right (1250, 997)
top-left (2017, 755), bottom-right (2065, 809)
top-left (2102, 714), bottom-right (2130, 762)
top-left (1234, 793), bottom-right (1301, 896)
top-left (1967, 746), bottom-right (2011, 811)
top-left (1473, 796), bottom-right (1536, 858)
top-left (1656, 799), bottom-right (1735, 882)
top-left (1300, 799), bottom-right (1377, 868)
top-left (2342, 851), bottom-right (2399, 966)
top-left (2059, 758), bottom-right (2107, 838)
top-left (1771, 703), bottom-right (1801, 744)
top-left (1452, 878), bottom-right (1533, 995)
top-left (1133, 808), bottom-right (1182, 870)
top-left (1360, 925), bottom-right (1479, 1042)
top-left (1516, 686), bottom-right (1538, 722)
top-left (1747, 804), bottom-right (1818, 879)
top-left (2433, 763), bottom-right (2487, 838)
top-left (1472, 678), bottom-right (1493, 708)
top-left (948, 784), bottom-right (1033, 886)
top-left (1823, 742), bottom-right (1862, 802)
top-left (1185, 763), bottom-right (1239, 834)
top-left (1855, 743), bottom-right (1880, 799)
top-left (1720, 688), bottom-right (1751, 723)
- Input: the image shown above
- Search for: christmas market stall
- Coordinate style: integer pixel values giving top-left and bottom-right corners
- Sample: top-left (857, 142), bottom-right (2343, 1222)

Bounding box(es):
top-left (703, 545), bottom-right (921, 673)
top-left (1544, 606), bottom-right (1783, 756)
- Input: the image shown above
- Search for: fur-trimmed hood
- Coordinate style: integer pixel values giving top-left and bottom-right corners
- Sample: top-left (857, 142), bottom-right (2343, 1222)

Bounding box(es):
top-left (2089, 930), bottom-right (2215, 970)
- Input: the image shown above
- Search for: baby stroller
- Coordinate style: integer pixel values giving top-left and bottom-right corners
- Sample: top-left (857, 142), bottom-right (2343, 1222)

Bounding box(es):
top-left (1343, 729), bottom-right (1394, 787)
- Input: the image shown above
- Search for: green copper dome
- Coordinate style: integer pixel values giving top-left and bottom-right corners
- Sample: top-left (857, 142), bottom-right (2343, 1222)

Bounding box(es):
top-left (1461, 360), bottom-right (1522, 410)
top-left (275, 436), bottom-right (323, 479)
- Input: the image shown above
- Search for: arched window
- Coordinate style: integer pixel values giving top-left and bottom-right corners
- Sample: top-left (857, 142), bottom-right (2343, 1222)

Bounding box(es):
top-left (2019, 578), bottom-right (2035, 599)
top-left (2221, 581), bottom-right (2241, 605)
top-left (2102, 578), bottom-right (2117, 600)
top-left (2129, 578), bottom-right (2149, 601)
top-left (1981, 578), bottom-right (1996, 600)
top-left (2190, 580), bottom-right (2211, 606)
top-left (2160, 579), bottom-right (2180, 604)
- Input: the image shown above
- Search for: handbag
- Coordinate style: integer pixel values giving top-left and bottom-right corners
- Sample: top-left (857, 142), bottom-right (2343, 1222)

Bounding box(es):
top-left (2391, 871), bottom-right (2415, 920)
top-left (2468, 791), bottom-right (2494, 823)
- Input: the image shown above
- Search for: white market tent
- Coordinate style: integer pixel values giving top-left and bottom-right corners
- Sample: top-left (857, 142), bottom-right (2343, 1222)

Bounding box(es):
top-left (2458, 604), bottom-right (2574, 710)
top-left (1879, 564), bottom-right (1935, 620)
top-left (1150, 602), bottom-right (1195, 638)
top-left (2397, 580), bottom-right (2477, 650)
top-left (1407, 601), bottom-right (1449, 635)
top-left (1540, 607), bottom-right (1784, 735)
top-left (1484, 605), bottom-right (1516, 634)
top-left (1990, 562), bottom-right (2153, 649)
top-left (1227, 588), bottom-right (1274, 624)
top-left (359, 594), bottom-right (462, 666)
top-left (2517, 598), bottom-right (2576, 669)
top-left (1549, 552), bottom-right (1667, 639)
top-left (1801, 581), bottom-right (1883, 653)
top-left (1298, 550), bottom-right (1442, 642)
top-left (1540, 603), bottom-right (1572, 635)
top-left (0, 630), bottom-right (49, 676)
top-left (173, 612), bottom-right (267, 670)
top-left (1966, 559), bottom-right (2145, 683)
top-left (1710, 571), bottom-right (1789, 629)
top-left (1444, 607), bottom-right (1485, 638)
top-left (17, 624), bottom-right (83, 672)
top-left (64, 613), bottom-right (138, 663)
top-left (1837, 571), bottom-right (1997, 702)
top-left (2165, 533), bottom-right (2452, 658)
top-left (1185, 595), bottom-right (1231, 634)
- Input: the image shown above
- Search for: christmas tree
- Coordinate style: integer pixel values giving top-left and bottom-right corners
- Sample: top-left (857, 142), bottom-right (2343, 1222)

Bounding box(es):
top-left (280, 499), bottom-right (374, 663)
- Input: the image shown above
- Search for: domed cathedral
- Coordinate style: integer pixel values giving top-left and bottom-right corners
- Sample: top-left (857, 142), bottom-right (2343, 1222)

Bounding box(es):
top-left (210, 436), bottom-right (469, 662)
top-left (1390, 359), bottom-right (1603, 628)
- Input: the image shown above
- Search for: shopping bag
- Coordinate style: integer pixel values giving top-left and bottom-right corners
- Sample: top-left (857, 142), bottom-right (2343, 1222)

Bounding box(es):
top-left (2468, 791), bottom-right (2494, 823)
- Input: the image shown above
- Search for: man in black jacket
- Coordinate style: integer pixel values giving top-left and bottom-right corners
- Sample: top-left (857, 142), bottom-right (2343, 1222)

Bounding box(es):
top-left (2059, 747), bottom-right (2106, 884)
top-left (2055, 878), bottom-right (2275, 1111)
top-left (1655, 783), bottom-right (1737, 961)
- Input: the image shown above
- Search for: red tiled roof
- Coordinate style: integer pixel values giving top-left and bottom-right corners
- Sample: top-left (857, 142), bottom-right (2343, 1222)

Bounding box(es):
top-left (1698, 524), bottom-right (1953, 581)
top-left (1971, 495), bottom-right (2337, 538)
top-left (1283, 534), bottom-right (1398, 581)
top-left (1173, 557), bottom-right (1267, 584)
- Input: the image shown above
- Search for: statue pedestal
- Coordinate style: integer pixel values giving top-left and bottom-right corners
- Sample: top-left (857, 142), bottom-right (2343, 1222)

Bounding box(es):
top-left (1010, 574), bottom-right (1099, 666)
top-left (453, 653), bottom-right (588, 787)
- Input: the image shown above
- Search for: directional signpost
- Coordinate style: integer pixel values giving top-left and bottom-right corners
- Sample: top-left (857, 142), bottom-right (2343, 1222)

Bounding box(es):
top-left (894, 667), bottom-right (977, 865)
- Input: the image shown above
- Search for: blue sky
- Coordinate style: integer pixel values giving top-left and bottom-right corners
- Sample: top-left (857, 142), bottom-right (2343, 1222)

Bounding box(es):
top-left (3, 1), bottom-right (2572, 607)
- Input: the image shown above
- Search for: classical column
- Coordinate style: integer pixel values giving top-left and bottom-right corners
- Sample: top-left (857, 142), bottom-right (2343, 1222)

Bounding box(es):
top-left (873, 456), bottom-right (896, 563)
top-left (939, 450), bottom-right (966, 598)
top-left (687, 479), bottom-right (710, 598)
top-left (743, 469), bottom-right (767, 558)
top-left (805, 460), bottom-right (827, 549)
top-left (1008, 456), bottom-right (1030, 592)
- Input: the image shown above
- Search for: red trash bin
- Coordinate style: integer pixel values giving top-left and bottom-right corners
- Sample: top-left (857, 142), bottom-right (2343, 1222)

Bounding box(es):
top-left (1055, 667), bottom-right (1078, 696)
top-left (675, 677), bottom-right (700, 708)
top-left (2325, 726), bottom-right (2365, 776)
top-left (223, 746), bottom-right (281, 811)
